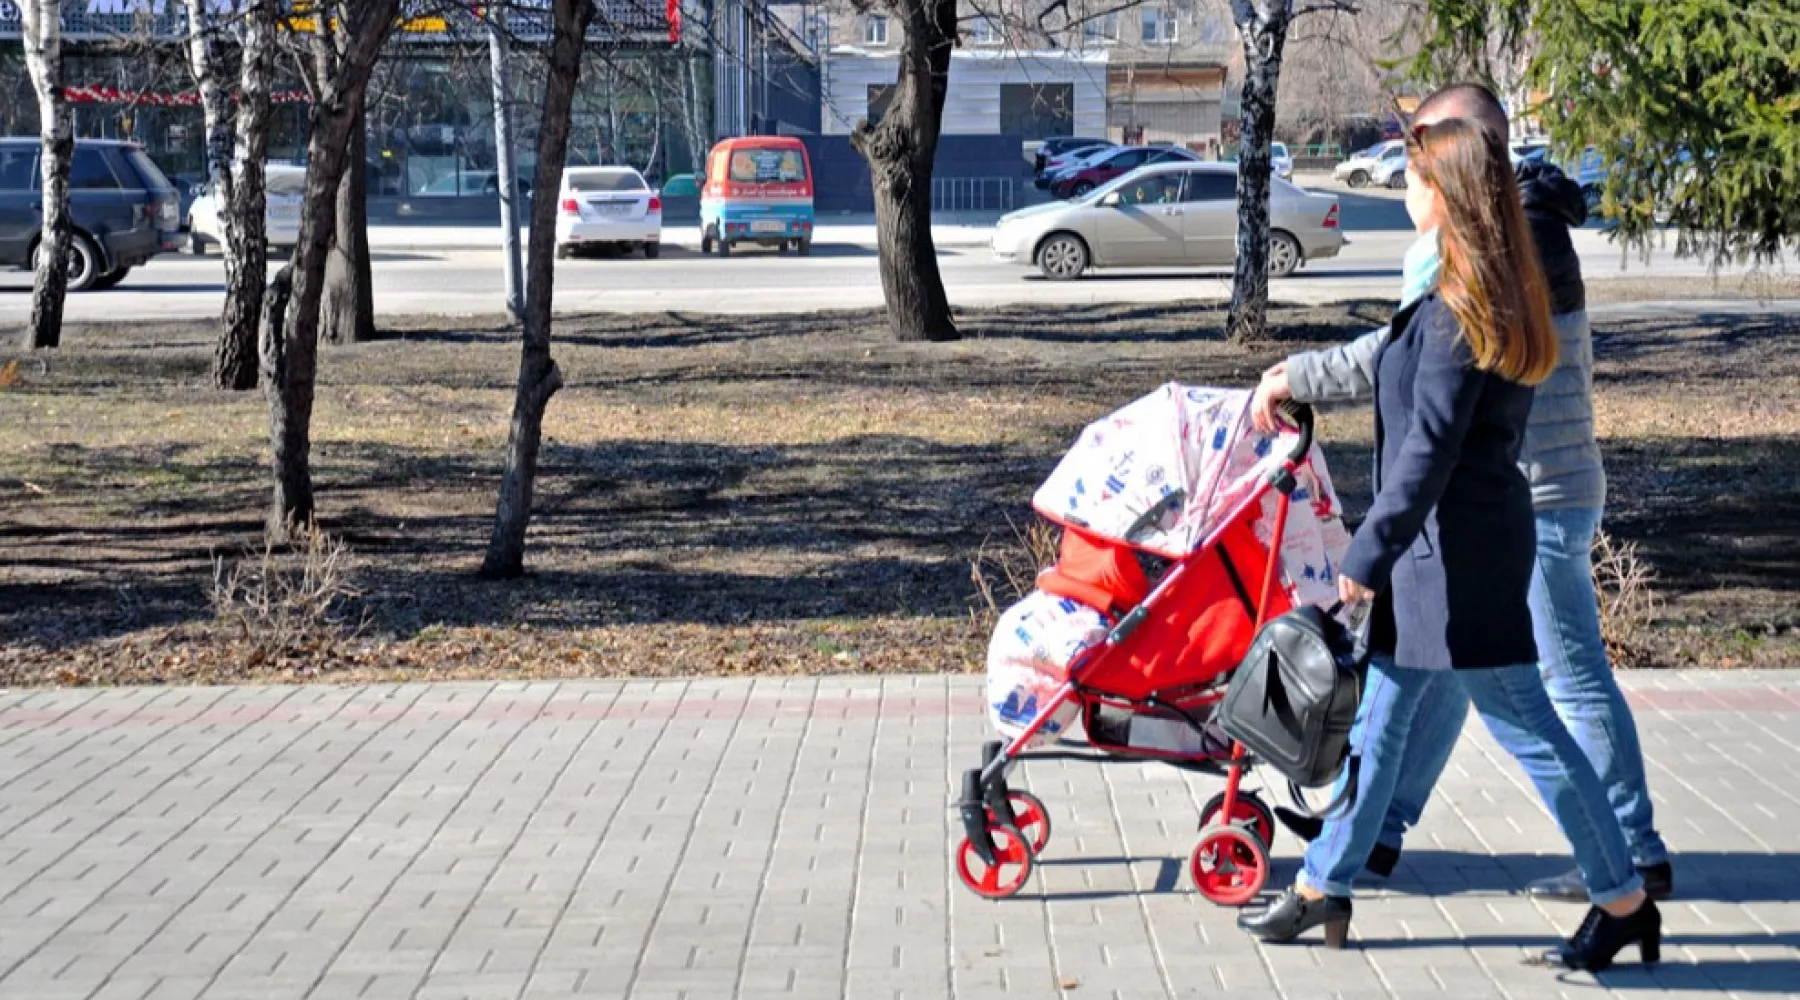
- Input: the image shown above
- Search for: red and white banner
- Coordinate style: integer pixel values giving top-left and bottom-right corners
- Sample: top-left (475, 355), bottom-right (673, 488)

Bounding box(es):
top-left (61, 84), bottom-right (312, 107)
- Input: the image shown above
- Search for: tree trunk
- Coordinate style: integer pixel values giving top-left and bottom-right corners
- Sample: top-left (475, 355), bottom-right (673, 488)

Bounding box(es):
top-left (851, 0), bottom-right (959, 343)
top-left (217, 0), bottom-right (277, 391)
top-left (259, 263), bottom-right (301, 535)
top-left (321, 108), bottom-right (375, 345)
top-left (20, 0), bottom-right (69, 350)
top-left (265, 0), bottom-right (401, 542)
top-left (480, 0), bottom-right (595, 579)
top-left (1227, 0), bottom-right (1293, 346)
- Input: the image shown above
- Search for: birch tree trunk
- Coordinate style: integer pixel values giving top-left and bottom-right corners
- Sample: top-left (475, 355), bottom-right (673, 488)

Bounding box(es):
top-left (1227, 0), bottom-right (1294, 346)
top-left (851, 0), bottom-right (959, 343)
top-left (218, 0), bottom-right (276, 390)
top-left (481, 0), bottom-right (596, 578)
top-left (264, 0), bottom-right (401, 542)
top-left (20, 0), bottom-right (71, 350)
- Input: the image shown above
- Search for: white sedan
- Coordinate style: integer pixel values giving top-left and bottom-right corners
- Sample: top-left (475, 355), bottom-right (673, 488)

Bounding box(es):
top-left (186, 164), bottom-right (304, 254)
top-left (554, 166), bottom-right (662, 259)
top-left (991, 163), bottom-right (1344, 280)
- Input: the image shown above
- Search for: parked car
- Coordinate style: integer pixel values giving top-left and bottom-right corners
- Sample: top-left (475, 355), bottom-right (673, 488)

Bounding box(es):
top-left (1272, 142), bottom-right (1294, 180)
top-left (554, 165), bottom-right (662, 258)
top-left (419, 170), bottom-right (501, 196)
top-left (1047, 145), bottom-right (1202, 199)
top-left (1509, 140), bottom-right (1550, 165)
top-left (1035, 143), bottom-right (1117, 190)
top-left (1370, 150), bottom-right (1409, 189)
top-left (1331, 140), bottom-right (1404, 188)
top-left (991, 162), bottom-right (1343, 280)
top-left (699, 135), bottom-right (814, 256)
top-left (1035, 136), bottom-right (1114, 176)
top-left (0, 136), bottom-right (180, 291)
top-left (186, 163), bottom-right (306, 254)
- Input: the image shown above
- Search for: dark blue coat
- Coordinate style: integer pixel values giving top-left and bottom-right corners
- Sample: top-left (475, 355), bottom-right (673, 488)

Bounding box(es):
top-left (1339, 292), bottom-right (1540, 670)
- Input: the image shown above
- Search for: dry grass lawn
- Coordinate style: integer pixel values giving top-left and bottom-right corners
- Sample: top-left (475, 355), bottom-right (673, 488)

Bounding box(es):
top-left (2, 295), bottom-right (1796, 685)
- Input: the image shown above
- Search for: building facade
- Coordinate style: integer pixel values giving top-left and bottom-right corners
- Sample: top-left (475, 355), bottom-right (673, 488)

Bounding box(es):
top-left (781, 0), bottom-right (1231, 149)
top-left (0, 1), bottom-right (816, 199)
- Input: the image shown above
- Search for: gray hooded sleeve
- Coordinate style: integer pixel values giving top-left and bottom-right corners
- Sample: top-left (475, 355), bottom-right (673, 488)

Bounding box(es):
top-left (1283, 326), bottom-right (1388, 406)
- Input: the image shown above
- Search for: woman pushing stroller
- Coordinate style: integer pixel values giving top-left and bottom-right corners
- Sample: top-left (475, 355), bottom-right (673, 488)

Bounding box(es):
top-left (1236, 85), bottom-right (1664, 972)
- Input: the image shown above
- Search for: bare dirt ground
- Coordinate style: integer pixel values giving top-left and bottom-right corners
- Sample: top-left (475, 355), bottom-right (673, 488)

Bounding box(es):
top-left (2, 294), bottom-right (1796, 686)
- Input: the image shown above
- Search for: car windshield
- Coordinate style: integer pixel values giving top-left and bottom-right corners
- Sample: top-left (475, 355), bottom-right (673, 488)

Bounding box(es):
top-left (1273, 143), bottom-right (1289, 157)
top-left (267, 170), bottom-right (306, 196)
top-left (567, 170), bottom-right (646, 192)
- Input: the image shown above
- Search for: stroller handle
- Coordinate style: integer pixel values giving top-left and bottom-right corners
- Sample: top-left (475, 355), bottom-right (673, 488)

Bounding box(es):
top-left (1278, 400), bottom-right (1315, 464)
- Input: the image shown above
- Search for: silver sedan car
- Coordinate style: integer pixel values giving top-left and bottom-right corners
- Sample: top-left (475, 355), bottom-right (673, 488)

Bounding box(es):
top-left (991, 163), bottom-right (1344, 280)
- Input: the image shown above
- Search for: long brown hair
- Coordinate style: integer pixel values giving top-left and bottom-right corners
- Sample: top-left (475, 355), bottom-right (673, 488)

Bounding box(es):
top-left (1406, 117), bottom-right (1558, 385)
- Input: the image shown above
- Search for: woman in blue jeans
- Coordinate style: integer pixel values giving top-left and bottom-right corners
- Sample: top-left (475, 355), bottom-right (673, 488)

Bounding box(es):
top-left (1236, 113), bottom-right (1661, 972)
top-left (1250, 85), bottom-right (1670, 904)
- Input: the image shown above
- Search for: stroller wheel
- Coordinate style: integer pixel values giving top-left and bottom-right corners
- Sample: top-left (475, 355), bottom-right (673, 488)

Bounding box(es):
top-left (1199, 791), bottom-right (1276, 851)
top-left (988, 790), bottom-right (1052, 856)
top-left (1190, 825), bottom-right (1269, 907)
top-left (956, 823), bottom-right (1034, 899)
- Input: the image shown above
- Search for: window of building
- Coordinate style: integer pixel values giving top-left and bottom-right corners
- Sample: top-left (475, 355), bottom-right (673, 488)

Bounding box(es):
top-left (1141, 7), bottom-right (1177, 44)
top-left (970, 15), bottom-right (1000, 45)
top-left (69, 148), bottom-right (122, 190)
top-left (1082, 12), bottom-right (1120, 45)
top-left (864, 14), bottom-right (889, 45)
top-left (1000, 84), bottom-right (1075, 139)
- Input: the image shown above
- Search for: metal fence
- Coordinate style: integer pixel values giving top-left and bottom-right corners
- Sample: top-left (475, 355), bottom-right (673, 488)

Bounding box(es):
top-left (932, 176), bottom-right (1015, 214)
top-left (0, 1), bottom-right (672, 44)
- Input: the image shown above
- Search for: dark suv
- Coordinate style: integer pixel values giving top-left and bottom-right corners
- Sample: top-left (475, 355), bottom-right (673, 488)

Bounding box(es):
top-left (0, 137), bottom-right (181, 290)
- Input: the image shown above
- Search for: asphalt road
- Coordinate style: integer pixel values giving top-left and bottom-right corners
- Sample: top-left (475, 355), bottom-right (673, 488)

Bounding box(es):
top-left (0, 178), bottom-right (1782, 323)
top-left (0, 226), bottom-right (1768, 325)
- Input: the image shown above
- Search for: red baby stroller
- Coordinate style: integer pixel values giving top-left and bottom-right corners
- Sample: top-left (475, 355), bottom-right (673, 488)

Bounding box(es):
top-left (956, 386), bottom-right (1349, 906)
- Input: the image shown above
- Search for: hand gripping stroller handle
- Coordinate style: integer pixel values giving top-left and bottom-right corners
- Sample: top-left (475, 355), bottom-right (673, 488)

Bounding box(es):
top-left (1277, 400), bottom-right (1315, 465)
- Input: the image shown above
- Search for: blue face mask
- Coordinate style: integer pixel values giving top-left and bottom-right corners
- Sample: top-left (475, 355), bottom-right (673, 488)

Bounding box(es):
top-left (1400, 228), bottom-right (1441, 308)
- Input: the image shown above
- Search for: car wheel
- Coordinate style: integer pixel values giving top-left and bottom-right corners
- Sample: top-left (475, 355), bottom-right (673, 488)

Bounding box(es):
top-left (189, 231), bottom-right (208, 256)
top-left (555, 243), bottom-right (570, 260)
top-left (90, 266), bottom-right (130, 291)
top-left (716, 237), bottom-right (731, 258)
top-left (34, 232), bottom-right (102, 291)
top-left (644, 241), bottom-right (661, 259)
top-left (796, 239), bottom-right (811, 257)
top-left (1036, 233), bottom-right (1088, 281)
top-left (1071, 181), bottom-right (1095, 198)
top-left (1386, 171), bottom-right (1407, 190)
top-left (1347, 170), bottom-right (1369, 188)
top-left (700, 230), bottom-right (714, 254)
top-left (1267, 231), bottom-right (1302, 279)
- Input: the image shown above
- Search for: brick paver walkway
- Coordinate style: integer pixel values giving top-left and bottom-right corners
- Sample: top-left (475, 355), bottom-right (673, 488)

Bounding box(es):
top-left (1, 672), bottom-right (1797, 1000)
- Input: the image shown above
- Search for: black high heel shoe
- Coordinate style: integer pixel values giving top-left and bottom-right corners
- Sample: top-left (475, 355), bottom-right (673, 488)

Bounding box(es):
top-left (1237, 888), bottom-right (1353, 948)
top-left (1537, 901), bottom-right (1662, 972)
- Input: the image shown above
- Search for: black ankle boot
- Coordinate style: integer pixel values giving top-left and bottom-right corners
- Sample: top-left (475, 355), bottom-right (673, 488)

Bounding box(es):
top-left (1536, 901), bottom-right (1662, 972)
top-left (1237, 888), bottom-right (1353, 948)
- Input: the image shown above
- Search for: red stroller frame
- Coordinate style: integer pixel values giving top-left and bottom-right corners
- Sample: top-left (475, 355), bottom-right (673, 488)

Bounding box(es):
top-left (955, 404), bottom-right (1317, 906)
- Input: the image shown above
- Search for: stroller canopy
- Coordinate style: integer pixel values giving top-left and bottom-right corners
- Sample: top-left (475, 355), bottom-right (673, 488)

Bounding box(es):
top-left (1033, 384), bottom-right (1300, 558)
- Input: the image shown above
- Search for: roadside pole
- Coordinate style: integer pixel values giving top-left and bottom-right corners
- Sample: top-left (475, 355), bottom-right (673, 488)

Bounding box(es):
top-left (487, 8), bottom-right (524, 323)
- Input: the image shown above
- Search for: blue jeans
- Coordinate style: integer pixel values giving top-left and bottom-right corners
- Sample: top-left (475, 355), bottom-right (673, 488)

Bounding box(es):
top-left (1370, 507), bottom-right (1669, 866)
top-left (1300, 658), bottom-right (1645, 905)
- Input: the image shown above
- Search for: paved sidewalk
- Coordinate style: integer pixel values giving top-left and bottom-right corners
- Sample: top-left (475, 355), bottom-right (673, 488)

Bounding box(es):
top-left (1, 672), bottom-right (1797, 1000)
